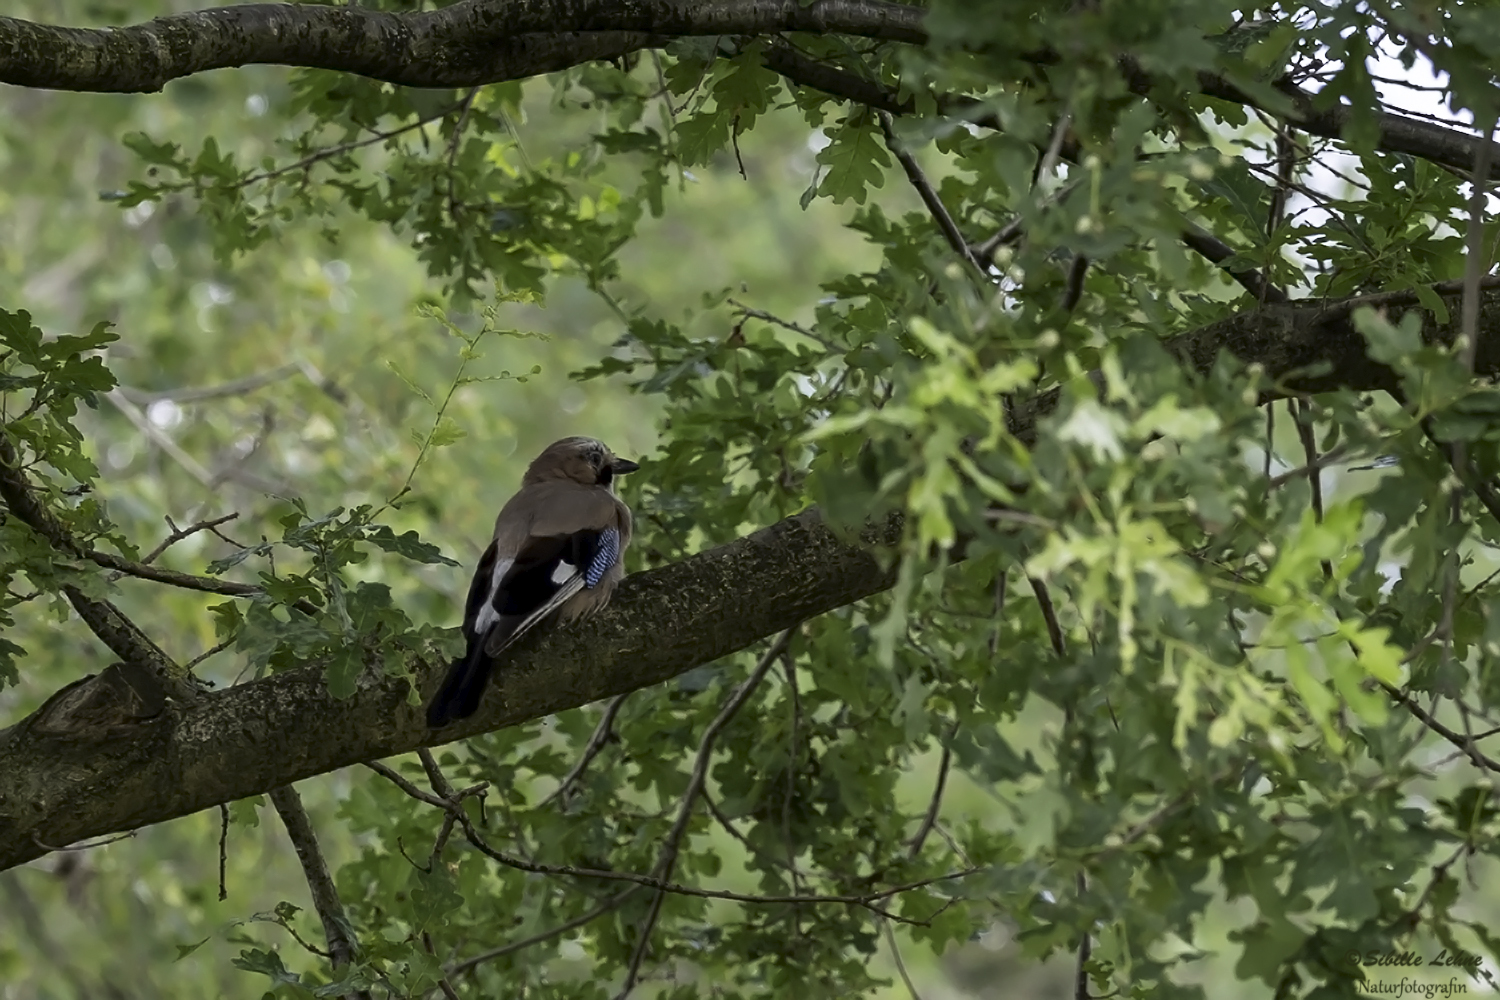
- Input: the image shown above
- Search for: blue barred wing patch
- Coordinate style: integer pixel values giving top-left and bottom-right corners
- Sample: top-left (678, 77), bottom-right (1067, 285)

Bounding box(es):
top-left (584, 527), bottom-right (620, 588)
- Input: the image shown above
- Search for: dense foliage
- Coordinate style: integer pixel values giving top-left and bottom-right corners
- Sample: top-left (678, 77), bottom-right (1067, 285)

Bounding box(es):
top-left (4, 1), bottom-right (1500, 998)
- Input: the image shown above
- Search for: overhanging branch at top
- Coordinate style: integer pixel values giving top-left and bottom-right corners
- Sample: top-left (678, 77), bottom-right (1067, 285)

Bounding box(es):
top-left (2, 0), bottom-right (1496, 184)
top-left (0, 0), bottom-right (922, 92)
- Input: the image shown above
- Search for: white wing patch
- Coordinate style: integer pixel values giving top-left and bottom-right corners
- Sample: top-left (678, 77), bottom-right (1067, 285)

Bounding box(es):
top-left (472, 556), bottom-right (513, 636)
top-left (551, 560), bottom-right (579, 586)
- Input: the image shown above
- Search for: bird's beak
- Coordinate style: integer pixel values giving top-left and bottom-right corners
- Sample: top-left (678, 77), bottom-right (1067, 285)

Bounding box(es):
top-left (611, 458), bottom-right (641, 475)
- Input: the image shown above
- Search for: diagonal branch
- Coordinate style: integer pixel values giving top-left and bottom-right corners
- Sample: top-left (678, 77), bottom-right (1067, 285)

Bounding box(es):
top-left (619, 627), bottom-right (797, 998)
top-left (0, 433), bottom-right (200, 703)
top-left (876, 111), bottom-right (983, 276)
top-left (269, 784), bottom-right (371, 1000)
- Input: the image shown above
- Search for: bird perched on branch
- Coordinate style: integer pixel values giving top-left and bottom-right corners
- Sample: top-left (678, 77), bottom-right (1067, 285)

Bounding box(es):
top-left (425, 436), bottom-right (639, 728)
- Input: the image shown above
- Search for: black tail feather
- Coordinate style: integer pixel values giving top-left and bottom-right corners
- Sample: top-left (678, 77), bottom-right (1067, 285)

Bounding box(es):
top-left (425, 641), bottom-right (494, 728)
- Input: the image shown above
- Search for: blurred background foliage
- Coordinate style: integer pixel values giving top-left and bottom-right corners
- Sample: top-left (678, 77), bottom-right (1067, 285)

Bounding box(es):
top-left (5, 0), bottom-right (1500, 998)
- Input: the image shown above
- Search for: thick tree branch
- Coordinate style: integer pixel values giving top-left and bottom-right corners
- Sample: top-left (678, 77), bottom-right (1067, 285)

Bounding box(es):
top-left (0, 508), bottom-right (901, 872)
top-left (0, 1), bottom-right (921, 93)
top-left (5, 282), bottom-right (1500, 874)
top-left (4, 0), bottom-right (1494, 186)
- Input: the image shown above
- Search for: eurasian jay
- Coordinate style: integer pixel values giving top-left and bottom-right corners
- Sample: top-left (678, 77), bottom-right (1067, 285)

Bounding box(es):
top-left (425, 436), bottom-right (639, 728)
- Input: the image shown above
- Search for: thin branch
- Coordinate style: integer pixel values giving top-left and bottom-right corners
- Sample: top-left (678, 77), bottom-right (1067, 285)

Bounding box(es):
top-left (1074, 871), bottom-right (1091, 1000)
top-left (617, 626), bottom-right (799, 998)
top-left (117, 363), bottom-right (301, 405)
top-left (5, 410), bottom-right (314, 613)
top-left (780, 646), bottom-right (804, 893)
top-left (539, 694), bottom-right (630, 808)
top-left (421, 932), bottom-right (462, 1000)
top-left (377, 748), bottom-right (975, 922)
top-left (444, 88), bottom-right (481, 221)
top-left (0, 433), bottom-right (201, 703)
top-left (447, 889), bottom-right (640, 976)
top-left (704, 792), bottom-right (799, 875)
top-left (1265, 445), bottom-right (1353, 489)
top-left (882, 918), bottom-right (925, 999)
top-left (464, 837), bottom-right (976, 917)
top-left (1036, 110), bottom-right (1074, 186)
top-left (365, 761), bottom-right (453, 811)
top-left (30, 831), bottom-right (135, 852)
top-left (1383, 683), bottom-right (1500, 773)
top-left (138, 513), bottom-right (241, 566)
top-left (1291, 399), bottom-right (1331, 580)
top-left (1060, 254), bottom-right (1089, 314)
top-left (243, 110), bottom-right (455, 188)
top-left (727, 298), bottom-right (838, 350)
top-left (1179, 221), bottom-right (1289, 305)
top-left (907, 737), bottom-right (952, 859)
top-left (1460, 115), bottom-right (1497, 372)
top-left (218, 803), bottom-right (230, 902)
top-left (876, 110), bottom-right (982, 276)
top-left (269, 784), bottom-right (370, 1000)
top-left (105, 388), bottom-right (282, 493)
top-left (1029, 575), bottom-right (1066, 657)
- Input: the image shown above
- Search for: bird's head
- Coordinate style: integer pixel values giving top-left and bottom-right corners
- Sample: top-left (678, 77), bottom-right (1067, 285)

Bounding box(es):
top-left (523, 436), bottom-right (641, 490)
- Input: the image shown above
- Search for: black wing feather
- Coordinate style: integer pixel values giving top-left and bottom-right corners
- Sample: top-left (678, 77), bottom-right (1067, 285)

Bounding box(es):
top-left (426, 528), bottom-right (609, 727)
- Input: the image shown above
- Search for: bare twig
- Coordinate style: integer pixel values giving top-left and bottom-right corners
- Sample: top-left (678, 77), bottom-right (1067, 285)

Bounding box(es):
top-left (186, 636), bottom-right (236, 672)
top-left (422, 932), bottom-right (462, 1000)
top-left (0, 433), bottom-right (202, 702)
top-left (445, 87), bottom-right (481, 221)
top-left (704, 792), bottom-right (799, 875)
top-left (1036, 111), bottom-right (1074, 185)
top-left (138, 513), bottom-right (240, 566)
top-left (1291, 399), bottom-right (1331, 580)
top-left (1264, 404), bottom-right (1275, 479)
top-left (989, 565), bottom-right (1009, 657)
top-left (781, 646), bottom-right (803, 893)
top-left (727, 298), bottom-right (838, 350)
top-left (465, 837), bottom-right (976, 918)
top-left (1179, 221), bottom-right (1289, 304)
top-left (1060, 253), bottom-right (1089, 314)
top-left (105, 388), bottom-right (283, 493)
top-left (1265, 445), bottom-right (1354, 489)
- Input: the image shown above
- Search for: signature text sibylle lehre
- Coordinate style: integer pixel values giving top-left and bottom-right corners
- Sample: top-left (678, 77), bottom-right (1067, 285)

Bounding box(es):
top-left (1347, 949), bottom-right (1482, 972)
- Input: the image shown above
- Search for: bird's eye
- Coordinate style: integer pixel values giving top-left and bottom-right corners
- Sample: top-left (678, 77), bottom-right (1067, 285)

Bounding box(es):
top-left (589, 450), bottom-right (603, 467)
